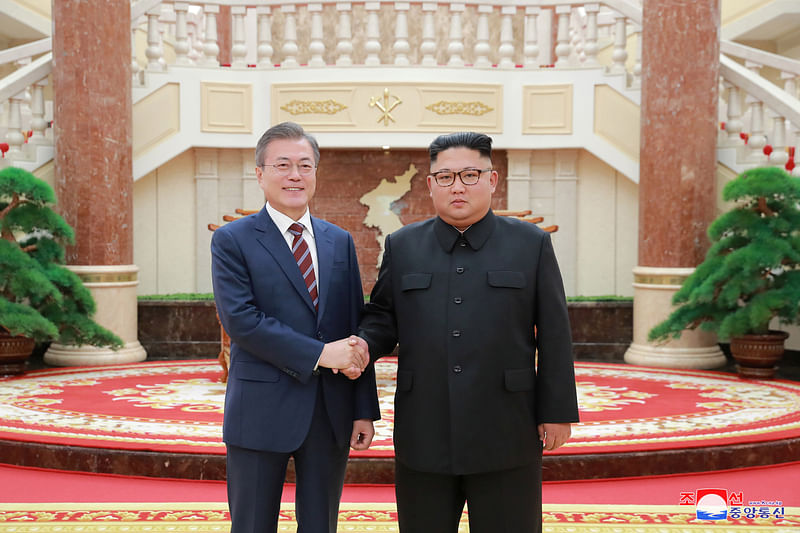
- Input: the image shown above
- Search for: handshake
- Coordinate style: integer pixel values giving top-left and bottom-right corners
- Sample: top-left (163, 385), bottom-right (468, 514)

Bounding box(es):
top-left (318, 335), bottom-right (370, 380)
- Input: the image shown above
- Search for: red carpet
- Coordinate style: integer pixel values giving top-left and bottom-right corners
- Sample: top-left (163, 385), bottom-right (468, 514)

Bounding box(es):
top-left (2, 461), bottom-right (799, 506)
top-left (1, 360), bottom-right (800, 457)
top-left (1, 462), bottom-right (798, 531)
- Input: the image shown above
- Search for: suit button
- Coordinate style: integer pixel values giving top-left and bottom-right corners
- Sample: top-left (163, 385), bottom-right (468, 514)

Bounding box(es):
top-left (459, 242), bottom-right (467, 247)
top-left (453, 297), bottom-right (462, 304)
top-left (456, 267), bottom-right (464, 274)
top-left (453, 365), bottom-right (462, 373)
top-left (452, 330), bottom-right (461, 337)
top-left (316, 332), bottom-right (323, 340)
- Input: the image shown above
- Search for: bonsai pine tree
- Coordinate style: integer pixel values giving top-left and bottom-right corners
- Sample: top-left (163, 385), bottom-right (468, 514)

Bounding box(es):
top-left (0, 166), bottom-right (122, 348)
top-left (650, 166), bottom-right (800, 342)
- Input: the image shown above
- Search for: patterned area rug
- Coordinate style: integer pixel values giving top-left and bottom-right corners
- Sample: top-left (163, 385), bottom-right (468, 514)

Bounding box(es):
top-left (0, 502), bottom-right (798, 532)
top-left (1, 360), bottom-right (800, 457)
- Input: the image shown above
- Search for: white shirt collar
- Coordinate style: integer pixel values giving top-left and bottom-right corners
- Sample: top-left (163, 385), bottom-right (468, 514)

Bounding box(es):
top-left (265, 203), bottom-right (314, 238)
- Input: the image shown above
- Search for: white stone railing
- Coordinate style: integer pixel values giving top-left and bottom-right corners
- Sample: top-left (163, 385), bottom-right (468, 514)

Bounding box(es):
top-left (131, 0), bottom-right (641, 75)
top-left (2, 0), bottom-right (645, 169)
top-left (0, 46), bottom-right (52, 165)
top-left (719, 39), bottom-right (800, 175)
top-left (2, 0), bottom-right (799, 177)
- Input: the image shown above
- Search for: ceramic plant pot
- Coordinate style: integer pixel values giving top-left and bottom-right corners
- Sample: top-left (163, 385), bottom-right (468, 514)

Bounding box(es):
top-left (0, 329), bottom-right (36, 376)
top-left (729, 330), bottom-right (790, 379)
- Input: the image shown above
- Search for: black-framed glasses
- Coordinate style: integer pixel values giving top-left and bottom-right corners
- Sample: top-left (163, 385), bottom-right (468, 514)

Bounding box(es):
top-left (261, 161), bottom-right (316, 177)
top-left (429, 168), bottom-right (492, 187)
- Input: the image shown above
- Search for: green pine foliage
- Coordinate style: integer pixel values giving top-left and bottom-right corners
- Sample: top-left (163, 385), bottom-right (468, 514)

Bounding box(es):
top-left (0, 166), bottom-right (122, 348)
top-left (649, 166), bottom-right (800, 342)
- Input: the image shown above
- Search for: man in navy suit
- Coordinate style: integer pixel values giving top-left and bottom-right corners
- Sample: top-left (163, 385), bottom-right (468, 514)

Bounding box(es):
top-left (211, 121), bottom-right (379, 533)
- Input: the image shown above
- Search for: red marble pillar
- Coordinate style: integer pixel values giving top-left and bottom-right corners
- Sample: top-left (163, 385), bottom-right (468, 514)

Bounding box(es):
top-left (625, 0), bottom-right (726, 369)
top-left (638, 0), bottom-right (720, 268)
top-left (218, 6), bottom-right (232, 66)
top-left (48, 0), bottom-right (145, 365)
top-left (53, 0), bottom-right (132, 266)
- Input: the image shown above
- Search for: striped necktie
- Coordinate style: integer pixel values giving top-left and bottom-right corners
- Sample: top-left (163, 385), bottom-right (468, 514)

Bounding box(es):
top-left (288, 223), bottom-right (318, 311)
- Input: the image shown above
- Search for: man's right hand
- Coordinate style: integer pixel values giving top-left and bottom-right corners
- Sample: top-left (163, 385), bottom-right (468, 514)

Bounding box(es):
top-left (319, 335), bottom-right (369, 379)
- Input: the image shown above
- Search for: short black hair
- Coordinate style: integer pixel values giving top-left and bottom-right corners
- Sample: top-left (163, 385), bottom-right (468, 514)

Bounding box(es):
top-left (428, 132), bottom-right (493, 164)
top-left (255, 121), bottom-right (320, 167)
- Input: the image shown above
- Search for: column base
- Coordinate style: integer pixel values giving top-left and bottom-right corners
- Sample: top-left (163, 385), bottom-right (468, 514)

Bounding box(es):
top-left (41, 264), bottom-right (147, 367)
top-left (627, 265), bottom-right (727, 370)
top-left (44, 341), bottom-right (147, 367)
top-left (624, 342), bottom-right (726, 370)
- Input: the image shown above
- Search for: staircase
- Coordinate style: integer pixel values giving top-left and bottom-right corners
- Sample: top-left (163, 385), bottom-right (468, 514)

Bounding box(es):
top-left (0, 0), bottom-right (793, 181)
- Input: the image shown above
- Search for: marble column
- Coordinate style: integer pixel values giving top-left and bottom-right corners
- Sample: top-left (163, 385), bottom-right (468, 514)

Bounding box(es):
top-left (218, 5), bottom-right (232, 66)
top-left (47, 0), bottom-right (146, 366)
top-left (624, 0), bottom-right (726, 369)
top-left (554, 150), bottom-right (578, 297)
top-left (195, 149), bottom-right (220, 295)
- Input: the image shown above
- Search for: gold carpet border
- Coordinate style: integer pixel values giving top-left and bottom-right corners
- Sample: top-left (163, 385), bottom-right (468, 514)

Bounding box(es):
top-left (0, 425), bottom-right (221, 449)
top-left (0, 503), bottom-right (798, 532)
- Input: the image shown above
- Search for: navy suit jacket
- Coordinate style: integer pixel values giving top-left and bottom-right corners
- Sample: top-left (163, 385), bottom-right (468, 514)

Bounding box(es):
top-left (211, 207), bottom-right (379, 453)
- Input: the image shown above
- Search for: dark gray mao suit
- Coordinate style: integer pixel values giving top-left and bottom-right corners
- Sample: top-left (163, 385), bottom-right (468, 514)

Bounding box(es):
top-left (358, 210), bottom-right (579, 530)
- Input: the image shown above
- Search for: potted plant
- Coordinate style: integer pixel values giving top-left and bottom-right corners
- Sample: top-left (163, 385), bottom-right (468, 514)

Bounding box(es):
top-left (649, 166), bottom-right (800, 378)
top-left (0, 166), bottom-right (122, 375)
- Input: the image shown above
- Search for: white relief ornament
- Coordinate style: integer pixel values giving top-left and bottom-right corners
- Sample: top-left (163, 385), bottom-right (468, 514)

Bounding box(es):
top-left (577, 381), bottom-right (657, 412)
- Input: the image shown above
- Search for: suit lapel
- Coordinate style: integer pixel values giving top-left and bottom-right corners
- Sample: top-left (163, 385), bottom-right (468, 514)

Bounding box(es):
top-left (254, 208), bottom-right (316, 315)
top-left (312, 217), bottom-right (334, 324)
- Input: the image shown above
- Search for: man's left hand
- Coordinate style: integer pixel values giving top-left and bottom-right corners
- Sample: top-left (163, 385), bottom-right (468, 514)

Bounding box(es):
top-left (350, 419), bottom-right (375, 450)
top-left (538, 422), bottom-right (572, 451)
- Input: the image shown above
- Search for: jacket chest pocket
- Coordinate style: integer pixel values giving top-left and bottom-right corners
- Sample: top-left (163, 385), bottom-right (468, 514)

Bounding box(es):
top-left (401, 273), bottom-right (432, 292)
top-left (487, 270), bottom-right (526, 289)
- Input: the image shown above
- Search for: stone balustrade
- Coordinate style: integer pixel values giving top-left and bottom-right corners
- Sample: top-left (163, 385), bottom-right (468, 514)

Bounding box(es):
top-left (1, 0), bottom-right (799, 177)
top-left (133, 1), bottom-right (640, 73)
top-left (718, 40), bottom-right (800, 175)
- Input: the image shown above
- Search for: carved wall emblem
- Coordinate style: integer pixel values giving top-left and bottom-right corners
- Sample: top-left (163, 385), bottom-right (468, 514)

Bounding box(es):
top-left (280, 99), bottom-right (347, 115)
top-left (426, 100), bottom-right (494, 116)
top-left (369, 88), bottom-right (403, 126)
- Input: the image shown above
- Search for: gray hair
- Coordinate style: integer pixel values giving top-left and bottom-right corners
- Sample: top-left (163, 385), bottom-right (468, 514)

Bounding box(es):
top-left (255, 121), bottom-right (320, 167)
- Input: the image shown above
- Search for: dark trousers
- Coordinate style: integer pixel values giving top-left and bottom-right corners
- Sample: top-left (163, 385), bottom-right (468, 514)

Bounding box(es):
top-left (395, 457), bottom-right (542, 533)
top-left (226, 389), bottom-right (349, 533)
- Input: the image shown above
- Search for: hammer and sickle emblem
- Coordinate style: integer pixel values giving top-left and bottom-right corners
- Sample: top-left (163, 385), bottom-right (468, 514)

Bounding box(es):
top-left (369, 88), bottom-right (402, 126)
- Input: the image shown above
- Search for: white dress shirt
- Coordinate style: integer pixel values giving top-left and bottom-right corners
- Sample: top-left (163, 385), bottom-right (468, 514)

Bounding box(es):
top-left (266, 203), bottom-right (322, 369)
top-left (265, 203), bottom-right (320, 288)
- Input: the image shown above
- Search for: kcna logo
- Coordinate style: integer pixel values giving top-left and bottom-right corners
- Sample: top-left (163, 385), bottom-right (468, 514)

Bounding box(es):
top-left (680, 488), bottom-right (743, 520)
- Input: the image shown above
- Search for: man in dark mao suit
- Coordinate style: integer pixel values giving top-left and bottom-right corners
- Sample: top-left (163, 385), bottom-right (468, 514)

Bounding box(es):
top-left (212, 122), bottom-right (380, 533)
top-left (358, 131), bottom-right (579, 532)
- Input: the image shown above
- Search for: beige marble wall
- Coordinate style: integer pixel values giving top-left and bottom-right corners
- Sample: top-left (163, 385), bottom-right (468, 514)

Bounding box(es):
top-left (133, 150), bottom-right (196, 295)
top-left (134, 146), bottom-right (638, 298)
top-left (721, 0), bottom-right (773, 26)
top-left (576, 151), bottom-right (637, 297)
top-left (14, 0), bottom-right (51, 19)
top-left (134, 170), bottom-right (158, 295)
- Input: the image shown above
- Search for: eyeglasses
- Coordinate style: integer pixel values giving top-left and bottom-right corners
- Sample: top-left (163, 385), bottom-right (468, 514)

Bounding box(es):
top-left (429, 168), bottom-right (492, 187)
top-left (261, 161), bottom-right (316, 177)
